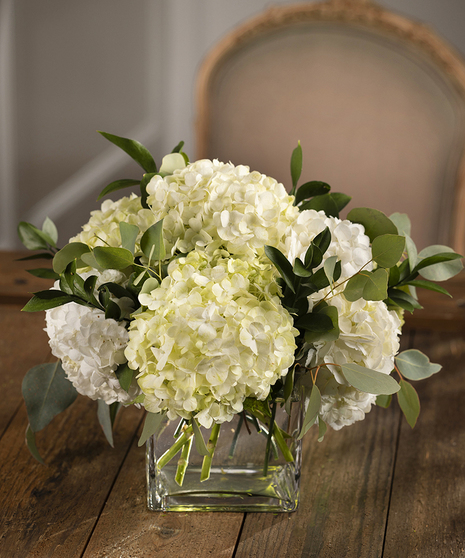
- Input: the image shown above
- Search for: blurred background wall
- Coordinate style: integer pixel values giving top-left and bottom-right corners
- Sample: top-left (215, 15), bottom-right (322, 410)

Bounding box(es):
top-left (1, 0), bottom-right (465, 249)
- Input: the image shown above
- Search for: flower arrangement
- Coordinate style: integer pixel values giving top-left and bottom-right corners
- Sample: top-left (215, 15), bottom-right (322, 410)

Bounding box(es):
top-left (18, 132), bottom-right (462, 491)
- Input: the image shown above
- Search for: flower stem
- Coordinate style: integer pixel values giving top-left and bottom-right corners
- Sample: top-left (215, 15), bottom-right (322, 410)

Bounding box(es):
top-left (263, 400), bottom-right (277, 477)
top-left (200, 423), bottom-right (221, 482)
top-left (157, 425), bottom-right (193, 470)
top-left (175, 434), bottom-right (193, 486)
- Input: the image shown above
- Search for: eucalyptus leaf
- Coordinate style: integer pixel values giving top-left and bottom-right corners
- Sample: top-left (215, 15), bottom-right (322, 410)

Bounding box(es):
top-left (264, 245), bottom-right (296, 293)
top-left (140, 220), bottom-right (166, 262)
top-left (119, 222), bottom-right (139, 255)
top-left (42, 217), bottom-right (58, 245)
top-left (97, 179), bottom-right (140, 201)
top-left (341, 363), bottom-right (400, 395)
top-left (405, 235), bottom-right (418, 271)
top-left (298, 385), bottom-right (321, 440)
top-left (294, 181), bottom-right (331, 206)
top-left (25, 424), bottom-right (45, 464)
top-left (115, 362), bottom-right (134, 392)
top-left (397, 380), bottom-right (420, 428)
top-left (53, 242), bottom-right (90, 274)
top-left (138, 412), bottom-right (167, 446)
top-left (93, 246), bottom-right (134, 270)
top-left (371, 234), bottom-right (405, 268)
top-left (376, 394), bottom-right (392, 408)
top-left (97, 400), bottom-right (121, 447)
top-left (415, 245), bottom-right (463, 281)
top-left (290, 141), bottom-right (302, 192)
top-left (344, 273), bottom-right (367, 302)
top-left (395, 349), bottom-right (442, 381)
top-left (18, 222), bottom-right (50, 251)
top-left (362, 269), bottom-right (389, 301)
top-left (98, 131), bottom-right (157, 173)
top-left (347, 207), bottom-right (398, 241)
top-left (323, 256), bottom-right (338, 285)
top-left (191, 418), bottom-right (211, 456)
top-left (22, 361), bottom-right (78, 432)
top-left (80, 251), bottom-right (105, 272)
top-left (389, 213), bottom-right (411, 237)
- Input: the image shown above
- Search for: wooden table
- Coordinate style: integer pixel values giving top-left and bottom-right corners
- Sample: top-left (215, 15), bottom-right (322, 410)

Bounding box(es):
top-left (1, 251), bottom-right (464, 557)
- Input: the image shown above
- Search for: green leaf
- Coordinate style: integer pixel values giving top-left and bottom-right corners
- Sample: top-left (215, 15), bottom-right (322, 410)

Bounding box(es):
top-left (318, 417), bottom-right (327, 442)
top-left (115, 362), bottom-right (134, 392)
top-left (265, 245), bottom-right (296, 293)
top-left (305, 305), bottom-right (339, 344)
top-left (388, 265), bottom-right (400, 287)
top-left (98, 131), bottom-right (157, 173)
top-left (371, 234), bottom-right (405, 268)
top-left (97, 400), bottom-right (121, 447)
top-left (296, 312), bottom-right (334, 333)
top-left (298, 385), bottom-right (321, 440)
top-left (22, 361), bottom-right (78, 432)
top-left (97, 178), bottom-right (140, 201)
top-left (403, 279), bottom-right (452, 297)
top-left (389, 213), bottom-right (411, 237)
top-left (376, 394), bottom-right (392, 408)
top-left (294, 181), bottom-right (331, 206)
top-left (42, 217), bottom-right (58, 245)
top-left (80, 251), bottom-right (105, 272)
top-left (26, 268), bottom-right (59, 279)
top-left (159, 153), bottom-right (187, 176)
top-left (405, 235), bottom-right (418, 272)
top-left (25, 424), bottom-right (45, 464)
top-left (324, 256), bottom-right (338, 286)
top-left (312, 226), bottom-right (331, 255)
top-left (138, 412), bottom-right (167, 447)
top-left (347, 207), bottom-right (398, 242)
top-left (330, 193), bottom-right (352, 212)
top-left (395, 349), bottom-right (442, 381)
top-left (191, 418), bottom-right (210, 457)
top-left (341, 363), bottom-right (400, 395)
top-left (415, 245), bottom-right (463, 281)
top-left (397, 380), bottom-right (420, 428)
top-left (140, 220), bottom-right (166, 262)
top-left (171, 140), bottom-right (185, 153)
top-left (16, 252), bottom-right (54, 261)
top-left (119, 222), bottom-right (139, 255)
top-left (290, 141), bottom-right (302, 192)
top-left (22, 290), bottom-right (75, 312)
top-left (53, 242), bottom-right (90, 274)
top-left (93, 246), bottom-right (134, 270)
top-left (284, 368), bottom-right (295, 415)
top-left (388, 288), bottom-right (422, 312)
top-left (293, 258), bottom-right (312, 277)
top-left (300, 193), bottom-right (339, 217)
top-left (344, 269), bottom-right (388, 302)
top-left (18, 222), bottom-right (50, 251)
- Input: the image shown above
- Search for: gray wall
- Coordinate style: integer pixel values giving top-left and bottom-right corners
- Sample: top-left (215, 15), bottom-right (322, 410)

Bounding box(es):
top-left (1, 0), bottom-right (465, 248)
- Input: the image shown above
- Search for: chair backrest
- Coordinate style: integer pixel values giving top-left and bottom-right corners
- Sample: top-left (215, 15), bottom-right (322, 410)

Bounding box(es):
top-left (196, 0), bottom-right (465, 254)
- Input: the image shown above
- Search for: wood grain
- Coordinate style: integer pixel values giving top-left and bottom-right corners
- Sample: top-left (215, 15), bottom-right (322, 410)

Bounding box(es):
top-left (383, 332), bottom-right (465, 557)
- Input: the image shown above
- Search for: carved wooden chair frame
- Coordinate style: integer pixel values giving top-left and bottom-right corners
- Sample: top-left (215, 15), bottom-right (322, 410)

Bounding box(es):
top-left (196, 0), bottom-right (465, 254)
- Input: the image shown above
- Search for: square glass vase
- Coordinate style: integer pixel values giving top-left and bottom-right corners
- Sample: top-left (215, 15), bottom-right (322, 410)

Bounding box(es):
top-left (146, 403), bottom-right (302, 512)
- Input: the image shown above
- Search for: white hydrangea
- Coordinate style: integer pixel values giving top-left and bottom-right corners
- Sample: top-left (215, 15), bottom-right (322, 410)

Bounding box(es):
top-left (310, 293), bottom-right (402, 430)
top-left (45, 270), bottom-right (141, 405)
top-left (70, 193), bottom-right (158, 254)
top-left (146, 159), bottom-right (299, 257)
top-left (284, 209), bottom-right (373, 280)
top-left (125, 249), bottom-right (298, 428)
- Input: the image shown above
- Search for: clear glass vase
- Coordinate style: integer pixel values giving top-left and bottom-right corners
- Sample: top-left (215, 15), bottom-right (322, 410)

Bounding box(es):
top-left (146, 402), bottom-right (302, 512)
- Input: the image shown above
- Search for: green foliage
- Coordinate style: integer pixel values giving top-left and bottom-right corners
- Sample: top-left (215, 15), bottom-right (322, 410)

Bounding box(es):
top-left (294, 181), bottom-right (331, 206)
top-left (191, 418), bottom-right (211, 457)
top-left (26, 268), bottom-right (59, 279)
top-left (304, 305), bottom-right (339, 344)
top-left (395, 349), bottom-right (442, 381)
top-left (298, 384), bottom-right (321, 440)
top-left (344, 268), bottom-right (388, 302)
top-left (265, 245), bottom-right (296, 293)
top-left (371, 234), bottom-right (405, 268)
top-left (376, 394), bottom-right (392, 408)
top-left (22, 361), bottom-right (78, 434)
top-left (97, 400), bottom-right (121, 447)
top-left (415, 245), bottom-right (463, 282)
top-left (97, 178), bottom-right (140, 201)
top-left (25, 424), bottom-right (45, 464)
top-left (397, 380), bottom-right (420, 428)
top-left (290, 141), bottom-right (302, 195)
top-left (93, 246), bottom-right (134, 270)
top-left (138, 412), bottom-right (167, 447)
top-left (53, 242), bottom-right (90, 274)
top-left (119, 222), bottom-right (139, 255)
top-left (347, 207), bottom-right (398, 241)
top-left (340, 363), bottom-right (400, 395)
top-left (18, 221), bottom-right (57, 251)
top-left (140, 220), bottom-right (166, 262)
top-left (22, 289), bottom-right (77, 312)
top-left (98, 131), bottom-right (157, 173)
top-left (115, 362), bottom-right (134, 392)
top-left (389, 212), bottom-right (411, 237)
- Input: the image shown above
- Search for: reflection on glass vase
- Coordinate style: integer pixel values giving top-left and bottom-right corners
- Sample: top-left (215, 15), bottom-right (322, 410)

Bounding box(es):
top-left (146, 401), bottom-right (302, 512)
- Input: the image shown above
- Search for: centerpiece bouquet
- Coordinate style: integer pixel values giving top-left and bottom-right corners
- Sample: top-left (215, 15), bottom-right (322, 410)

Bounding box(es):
top-left (18, 132), bottom-right (463, 512)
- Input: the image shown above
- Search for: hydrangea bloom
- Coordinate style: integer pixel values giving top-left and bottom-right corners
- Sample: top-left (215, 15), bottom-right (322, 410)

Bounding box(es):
top-left (146, 159), bottom-right (299, 257)
top-left (70, 194), bottom-right (158, 254)
top-left (284, 209), bottom-right (373, 280)
top-left (45, 270), bottom-right (140, 405)
top-left (309, 293), bottom-right (402, 430)
top-left (125, 249), bottom-right (298, 428)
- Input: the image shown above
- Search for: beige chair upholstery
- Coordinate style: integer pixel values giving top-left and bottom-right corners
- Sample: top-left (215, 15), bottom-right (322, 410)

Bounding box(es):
top-left (196, 0), bottom-right (465, 254)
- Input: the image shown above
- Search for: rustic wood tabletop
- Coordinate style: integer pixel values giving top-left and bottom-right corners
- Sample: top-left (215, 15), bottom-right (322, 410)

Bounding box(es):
top-left (1, 250), bottom-right (464, 557)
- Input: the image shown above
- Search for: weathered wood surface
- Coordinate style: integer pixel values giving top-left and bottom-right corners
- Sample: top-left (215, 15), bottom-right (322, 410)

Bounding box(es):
top-left (1, 250), bottom-right (465, 557)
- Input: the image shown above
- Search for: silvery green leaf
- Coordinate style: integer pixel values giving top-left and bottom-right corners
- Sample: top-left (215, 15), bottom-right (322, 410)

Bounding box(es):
top-left (119, 222), bottom-right (139, 255)
top-left (138, 412), bottom-right (166, 446)
top-left (397, 380), bottom-right (420, 428)
top-left (395, 349), bottom-right (442, 380)
top-left (376, 394), bottom-right (392, 408)
top-left (389, 212), bottom-right (411, 237)
top-left (298, 384), bottom-right (321, 440)
top-left (42, 217), bottom-right (58, 245)
top-left (347, 207), bottom-right (398, 242)
top-left (415, 245), bottom-right (463, 281)
top-left (98, 131), bottom-right (157, 173)
top-left (25, 424), bottom-right (45, 464)
top-left (93, 246), bottom-right (134, 270)
top-left (53, 242), bottom-right (90, 274)
top-left (18, 222), bottom-right (50, 251)
top-left (115, 362), bottom-right (134, 393)
top-left (98, 400), bottom-right (121, 447)
top-left (405, 235), bottom-right (418, 271)
top-left (341, 363), bottom-right (400, 395)
top-left (324, 255), bottom-right (338, 285)
top-left (22, 361), bottom-right (78, 432)
top-left (371, 234), bottom-right (405, 268)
